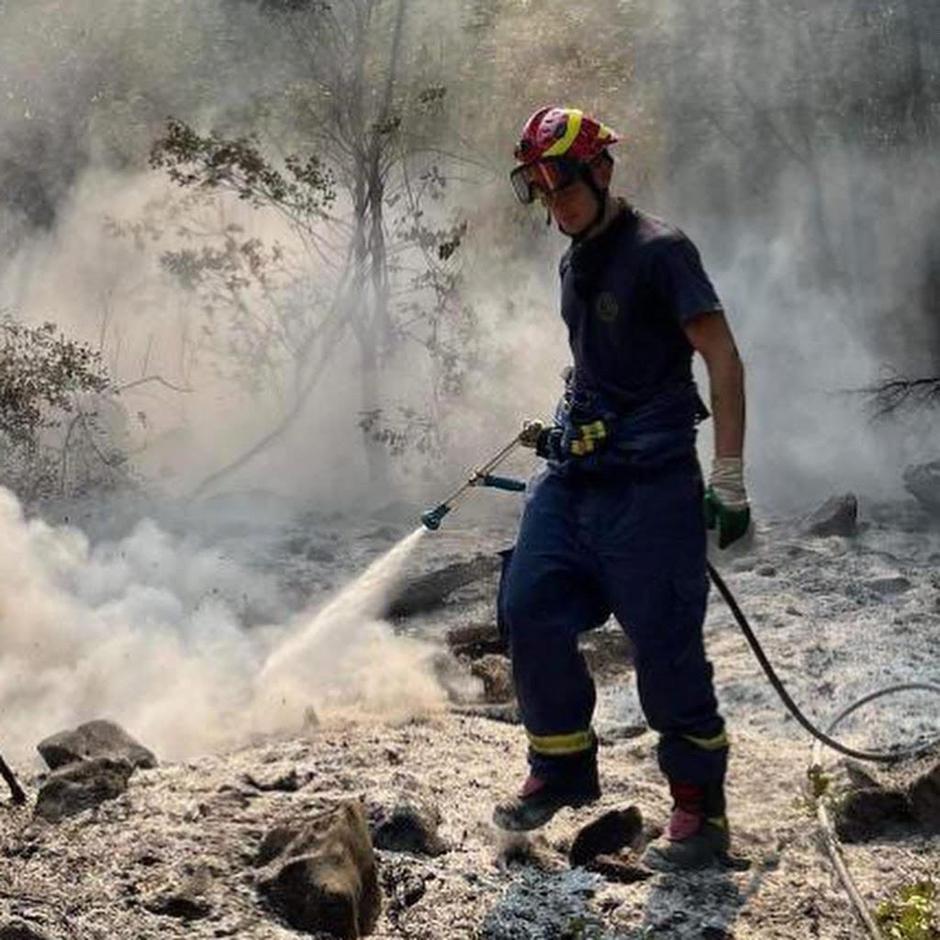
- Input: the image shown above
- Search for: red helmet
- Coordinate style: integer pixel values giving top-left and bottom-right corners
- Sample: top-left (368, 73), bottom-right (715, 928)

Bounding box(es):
top-left (514, 107), bottom-right (619, 165)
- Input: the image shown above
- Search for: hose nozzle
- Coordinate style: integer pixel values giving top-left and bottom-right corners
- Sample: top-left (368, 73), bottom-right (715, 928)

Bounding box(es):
top-left (421, 503), bottom-right (451, 531)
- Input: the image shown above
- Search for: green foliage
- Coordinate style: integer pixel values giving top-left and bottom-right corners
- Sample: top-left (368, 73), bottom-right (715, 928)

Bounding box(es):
top-left (359, 407), bottom-right (438, 458)
top-left (150, 119), bottom-right (335, 218)
top-left (0, 318), bottom-right (110, 447)
top-left (0, 316), bottom-right (124, 501)
top-left (876, 881), bottom-right (939, 940)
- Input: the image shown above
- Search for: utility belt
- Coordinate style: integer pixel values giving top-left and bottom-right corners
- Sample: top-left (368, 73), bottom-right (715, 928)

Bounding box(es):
top-left (538, 372), bottom-right (707, 471)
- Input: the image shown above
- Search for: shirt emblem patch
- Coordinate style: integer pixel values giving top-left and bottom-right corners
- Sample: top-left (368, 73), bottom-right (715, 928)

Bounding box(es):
top-left (595, 291), bottom-right (619, 323)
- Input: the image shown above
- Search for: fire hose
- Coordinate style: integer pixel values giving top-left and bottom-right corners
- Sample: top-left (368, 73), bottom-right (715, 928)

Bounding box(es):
top-left (422, 430), bottom-right (940, 937)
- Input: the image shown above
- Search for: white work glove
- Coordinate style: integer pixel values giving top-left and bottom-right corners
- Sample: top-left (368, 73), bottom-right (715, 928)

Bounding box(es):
top-left (704, 457), bottom-right (751, 548)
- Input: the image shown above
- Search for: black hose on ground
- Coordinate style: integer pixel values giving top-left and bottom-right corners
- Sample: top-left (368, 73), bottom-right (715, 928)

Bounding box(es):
top-left (707, 561), bottom-right (940, 763)
top-left (709, 560), bottom-right (940, 939)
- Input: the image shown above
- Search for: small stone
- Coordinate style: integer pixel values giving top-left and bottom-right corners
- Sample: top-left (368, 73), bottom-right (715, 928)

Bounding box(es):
top-left (585, 852), bottom-right (652, 884)
top-left (832, 787), bottom-right (914, 843)
top-left (802, 494), bottom-right (858, 538)
top-left (843, 761), bottom-right (881, 791)
top-left (907, 760), bottom-right (940, 832)
top-left (34, 757), bottom-right (134, 823)
top-left (756, 565), bottom-right (777, 577)
top-left (866, 577), bottom-right (911, 595)
top-left (369, 797), bottom-right (446, 857)
top-left (143, 890), bottom-right (211, 921)
top-left (469, 655), bottom-right (514, 704)
top-left (243, 769), bottom-right (302, 793)
top-left (598, 724), bottom-right (648, 745)
top-left (569, 807), bottom-right (644, 868)
top-left (380, 860), bottom-right (428, 912)
top-left (0, 922), bottom-right (53, 940)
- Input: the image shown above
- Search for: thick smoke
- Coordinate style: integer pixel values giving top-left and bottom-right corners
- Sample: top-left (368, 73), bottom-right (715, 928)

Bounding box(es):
top-left (0, 486), bottom-right (443, 763)
top-left (1, 1), bottom-right (938, 760)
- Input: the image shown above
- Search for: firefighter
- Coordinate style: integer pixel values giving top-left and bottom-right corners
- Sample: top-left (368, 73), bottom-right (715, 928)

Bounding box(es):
top-left (495, 106), bottom-right (749, 871)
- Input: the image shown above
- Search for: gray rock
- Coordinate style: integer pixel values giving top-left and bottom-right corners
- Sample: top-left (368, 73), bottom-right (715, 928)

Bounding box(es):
top-left (907, 760), bottom-right (940, 832)
top-left (569, 807), bottom-right (644, 868)
top-left (143, 889), bottom-right (211, 921)
top-left (385, 554), bottom-right (500, 619)
top-left (257, 801), bottom-right (380, 938)
top-left (866, 576), bottom-right (912, 595)
top-left (469, 655), bottom-right (514, 704)
top-left (598, 724), bottom-right (648, 746)
top-left (0, 922), bottom-right (53, 940)
top-left (802, 494), bottom-right (858, 537)
top-left (37, 719), bottom-right (156, 772)
top-left (243, 768), bottom-right (304, 793)
top-left (903, 460), bottom-right (940, 514)
top-left (842, 761), bottom-right (881, 791)
top-left (34, 757), bottom-right (134, 823)
top-left (832, 787), bottom-right (913, 842)
top-left (380, 859), bottom-right (430, 914)
top-left (368, 795), bottom-right (446, 857)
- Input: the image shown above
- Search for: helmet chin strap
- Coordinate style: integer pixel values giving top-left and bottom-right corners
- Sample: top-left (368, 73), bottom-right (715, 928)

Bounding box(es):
top-left (560, 173), bottom-right (609, 242)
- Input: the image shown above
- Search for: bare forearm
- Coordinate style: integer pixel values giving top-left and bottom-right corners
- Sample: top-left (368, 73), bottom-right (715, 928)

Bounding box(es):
top-left (706, 352), bottom-right (745, 459)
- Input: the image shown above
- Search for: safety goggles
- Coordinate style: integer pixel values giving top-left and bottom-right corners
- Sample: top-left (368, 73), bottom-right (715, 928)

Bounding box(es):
top-left (510, 158), bottom-right (584, 205)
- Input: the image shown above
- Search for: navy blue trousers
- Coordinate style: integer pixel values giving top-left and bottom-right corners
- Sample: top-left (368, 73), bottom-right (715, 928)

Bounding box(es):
top-left (499, 458), bottom-right (727, 788)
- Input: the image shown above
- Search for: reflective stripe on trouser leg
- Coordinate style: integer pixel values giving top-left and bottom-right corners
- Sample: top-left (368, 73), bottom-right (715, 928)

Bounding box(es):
top-left (683, 729), bottom-right (729, 751)
top-left (592, 457), bottom-right (728, 788)
top-left (500, 472), bottom-right (608, 781)
top-left (527, 729), bottom-right (595, 756)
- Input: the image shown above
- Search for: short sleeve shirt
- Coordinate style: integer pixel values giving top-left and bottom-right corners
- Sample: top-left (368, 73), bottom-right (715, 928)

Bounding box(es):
top-left (559, 205), bottom-right (722, 418)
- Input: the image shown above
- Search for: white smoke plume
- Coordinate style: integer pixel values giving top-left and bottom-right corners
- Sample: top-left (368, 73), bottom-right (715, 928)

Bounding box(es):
top-left (0, 487), bottom-right (441, 765)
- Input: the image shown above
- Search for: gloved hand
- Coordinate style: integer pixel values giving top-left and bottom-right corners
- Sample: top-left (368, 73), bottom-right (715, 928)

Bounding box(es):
top-left (519, 420), bottom-right (545, 448)
top-left (704, 456), bottom-right (750, 549)
top-left (519, 420), bottom-right (564, 461)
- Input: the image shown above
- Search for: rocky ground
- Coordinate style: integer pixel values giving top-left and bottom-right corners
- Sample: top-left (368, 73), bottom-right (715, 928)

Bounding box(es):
top-left (0, 489), bottom-right (938, 939)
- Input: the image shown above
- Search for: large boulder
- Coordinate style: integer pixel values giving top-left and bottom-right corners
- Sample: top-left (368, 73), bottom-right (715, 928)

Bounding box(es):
top-left (34, 757), bottom-right (134, 823)
top-left (37, 720), bottom-right (157, 772)
top-left (257, 801), bottom-right (380, 938)
top-left (801, 494), bottom-right (858, 538)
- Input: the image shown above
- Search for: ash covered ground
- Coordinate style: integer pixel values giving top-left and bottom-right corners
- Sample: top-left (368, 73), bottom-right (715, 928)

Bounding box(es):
top-left (0, 487), bottom-right (937, 940)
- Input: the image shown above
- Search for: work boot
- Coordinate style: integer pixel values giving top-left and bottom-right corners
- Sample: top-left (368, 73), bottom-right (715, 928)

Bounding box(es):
top-left (640, 780), bottom-right (730, 872)
top-left (493, 765), bottom-right (600, 831)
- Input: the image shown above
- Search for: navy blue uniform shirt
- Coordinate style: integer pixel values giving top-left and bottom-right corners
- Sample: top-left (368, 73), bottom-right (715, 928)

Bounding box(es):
top-left (560, 204), bottom-right (722, 424)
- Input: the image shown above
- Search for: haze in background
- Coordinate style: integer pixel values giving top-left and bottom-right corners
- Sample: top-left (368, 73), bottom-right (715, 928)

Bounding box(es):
top-left (3, 0), bottom-right (937, 511)
top-left (0, 0), bottom-right (938, 758)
